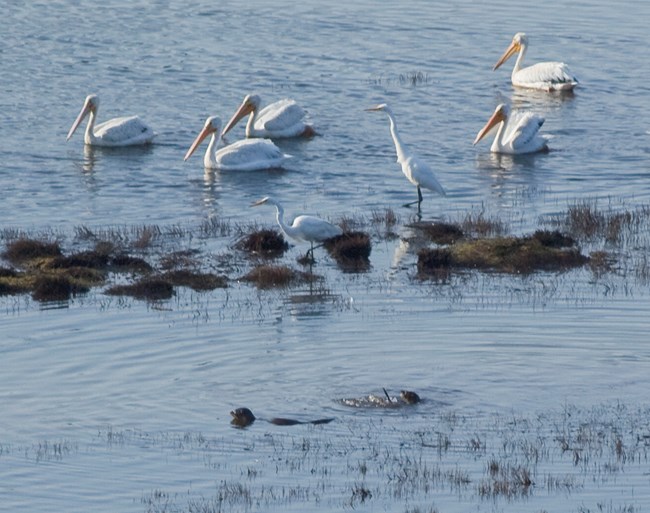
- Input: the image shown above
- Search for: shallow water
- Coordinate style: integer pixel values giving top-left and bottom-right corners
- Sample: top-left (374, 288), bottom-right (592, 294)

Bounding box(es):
top-left (2, 0), bottom-right (650, 512)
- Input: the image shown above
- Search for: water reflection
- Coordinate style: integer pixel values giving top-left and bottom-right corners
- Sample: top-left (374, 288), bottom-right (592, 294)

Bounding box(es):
top-left (78, 144), bottom-right (156, 174)
top-left (474, 151), bottom-right (544, 174)
top-left (494, 88), bottom-right (576, 113)
top-left (285, 281), bottom-right (342, 319)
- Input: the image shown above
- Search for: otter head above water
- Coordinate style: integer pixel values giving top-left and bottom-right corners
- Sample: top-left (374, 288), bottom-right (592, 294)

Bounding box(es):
top-left (400, 390), bottom-right (421, 404)
top-left (230, 407), bottom-right (257, 427)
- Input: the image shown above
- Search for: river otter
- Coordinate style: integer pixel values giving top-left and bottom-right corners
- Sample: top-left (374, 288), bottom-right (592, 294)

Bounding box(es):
top-left (399, 390), bottom-right (421, 404)
top-left (230, 407), bottom-right (335, 428)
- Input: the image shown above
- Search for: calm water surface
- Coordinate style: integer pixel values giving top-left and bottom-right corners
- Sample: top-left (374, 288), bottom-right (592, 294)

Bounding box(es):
top-left (1, 0), bottom-right (650, 512)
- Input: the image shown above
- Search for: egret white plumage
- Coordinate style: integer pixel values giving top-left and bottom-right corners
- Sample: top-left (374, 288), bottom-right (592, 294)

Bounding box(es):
top-left (222, 94), bottom-right (316, 139)
top-left (252, 196), bottom-right (342, 259)
top-left (493, 32), bottom-right (578, 92)
top-left (184, 116), bottom-right (288, 171)
top-left (366, 104), bottom-right (446, 211)
top-left (473, 103), bottom-right (548, 154)
top-left (66, 94), bottom-right (156, 146)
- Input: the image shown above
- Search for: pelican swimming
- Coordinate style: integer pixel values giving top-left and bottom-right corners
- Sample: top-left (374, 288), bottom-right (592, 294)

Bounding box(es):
top-left (366, 104), bottom-right (446, 210)
top-left (493, 32), bottom-right (578, 92)
top-left (252, 196), bottom-right (342, 259)
top-left (222, 94), bottom-right (316, 139)
top-left (184, 116), bottom-right (289, 171)
top-left (473, 103), bottom-right (548, 154)
top-left (66, 94), bottom-right (156, 146)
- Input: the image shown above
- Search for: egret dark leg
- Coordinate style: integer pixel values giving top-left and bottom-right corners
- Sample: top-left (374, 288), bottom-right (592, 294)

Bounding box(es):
top-left (402, 186), bottom-right (424, 209)
top-left (305, 242), bottom-right (315, 262)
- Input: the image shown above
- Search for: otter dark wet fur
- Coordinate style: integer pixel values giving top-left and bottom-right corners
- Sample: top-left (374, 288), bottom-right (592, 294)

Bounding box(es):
top-left (230, 407), bottom-right (335, 428)
top-left (400, 390), bottom-right (421, 404)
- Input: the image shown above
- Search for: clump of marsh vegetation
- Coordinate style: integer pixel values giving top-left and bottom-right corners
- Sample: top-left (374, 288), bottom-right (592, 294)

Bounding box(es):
top-left (3, 238), bottom-right (63, 264)
top-left (324, 231), bottom-right (372, 272)
top-left (417, 229), bottom-right (590, 276)
top-left (234, 228), bottom-right (289, 258)
top-left (105, 276), bottom-right (175, 301)
top-left (0, 238), bottom-right (107, 301)
top-left (241, 264), bottom-right (318, 289)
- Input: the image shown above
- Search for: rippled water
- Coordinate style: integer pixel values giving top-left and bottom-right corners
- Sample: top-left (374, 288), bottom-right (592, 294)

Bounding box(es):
top-left (2, 1), bottom-right (650, 512)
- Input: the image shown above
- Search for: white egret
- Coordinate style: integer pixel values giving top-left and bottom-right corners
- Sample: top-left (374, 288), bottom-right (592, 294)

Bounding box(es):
top-left (251, 196), bottom-right (342, 259)
top-left (184, 116), bottom-right (288, 171)
top-left (473, 103), bottom-right (548, 154)
top-left (222, 94), bottom-right (316, 139)
top-left (493, 32), bottom-right (578, 92)
top-left (66, 94), bottom-right (156, 146)
top-left (366, 104), bottom-right (446, 211)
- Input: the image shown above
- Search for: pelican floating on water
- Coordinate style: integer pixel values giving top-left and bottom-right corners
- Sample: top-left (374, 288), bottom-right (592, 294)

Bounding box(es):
top-left (66, 94), bottom-right (156, 146)
top-left (366, 104), bottom-right (445, 210)
top-left (184, 116), bottom-right (288, 171)
top-left (493, 32), bottom-right (578, 92)
top-left (473, 103), bottom-right (548, 154)
top-left (252, 196), bottom-right (342, 259)
top-left (222, 94), bottom-right (316, 139)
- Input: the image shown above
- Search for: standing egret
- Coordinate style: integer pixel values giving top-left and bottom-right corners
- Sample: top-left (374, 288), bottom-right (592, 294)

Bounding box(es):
top-left (493, 32), bottom-right (578, 91)
top-left (252, 197), bottom-right (342, 260)
top-left (473, 103), bottom-right (548, 154)
top-left (366, 103), bottom-right (446, 211)
top-left (184, 116), bottom-right (288, 171)
top-left (66, 94), bottom-right (156, 146)
top-left (222, 94), bottom-right (316, 139)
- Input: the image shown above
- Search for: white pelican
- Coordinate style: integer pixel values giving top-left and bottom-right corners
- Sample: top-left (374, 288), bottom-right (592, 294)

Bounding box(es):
top-left (66, 94), bottom-right (156, 146)
top-left (184, 116), bottom-right (288, 171)
top-left (473, 103), bottom-right (548, 154)
top-left (493, 32), bottom-right (578, 92)
top-left (252, 196), bottom-right (342, 259)
top-left (222, 94), bottom-right (316, 139)
top-left (366, 104), bottom-right (446, 210)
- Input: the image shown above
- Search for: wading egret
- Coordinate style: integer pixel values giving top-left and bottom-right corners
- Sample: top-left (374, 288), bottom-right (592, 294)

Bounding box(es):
top-left (251, 196), bottom-right (342, 260)
top-left (366, 103), bottom-right (446, 211)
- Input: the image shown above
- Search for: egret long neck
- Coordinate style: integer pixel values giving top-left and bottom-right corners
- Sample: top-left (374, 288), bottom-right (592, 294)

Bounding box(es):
top-left (385, 112), bottom-right (409, 165)
top-left (273, 203), bottom-right (295, 239)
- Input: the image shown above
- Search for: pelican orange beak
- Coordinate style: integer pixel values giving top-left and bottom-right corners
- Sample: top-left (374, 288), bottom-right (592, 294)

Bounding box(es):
top-left (183, 123), bottom-right (216, 161)
top-left (473, 108), bottom-right (505, 145)
top-left (493, 40), bottom-right (520, 71)
top-left (222, 100), bottom-right (255, 136)
top-left (66, 100), bottom-right (93, 141)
